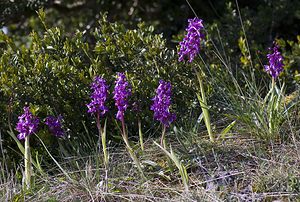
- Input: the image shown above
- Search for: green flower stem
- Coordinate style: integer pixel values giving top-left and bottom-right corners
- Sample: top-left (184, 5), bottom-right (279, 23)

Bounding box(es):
top-left (102, 123), bottom-right (108, 192)
top-left (195, 68), bottom-right (214, 142)
top-left (161, 125), bottom-right (173, 170)
top-left (269, 78), bottom-right (276, 135)
top-left (121, 118), bottom-right (146, 181)
top-left (96, 113), bottom-right (102, 152)
top-left (7, 130), bottom-right (44, 175)
top-left (96, 114), bottom-right (108, 168)
top-left (101, 122), bottom-right (108, 170)
top-left (138, 118), bottom-right (144, 152)
top-left (96, 114), bottom-right (109, 191)
top-left (24, 135), bottom-right (31, 190)
top-left (161, 124), bottom-right (167, 149)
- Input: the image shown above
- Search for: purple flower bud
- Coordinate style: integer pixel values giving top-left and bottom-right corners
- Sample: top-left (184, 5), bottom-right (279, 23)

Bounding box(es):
top-left (87, 76), bottom-right (109, 116)
top-left (264, 42), bottom-right (284, 79)
top-left (45, 115), bottom-right (64, 137)
top-left (113, 72), bottom-right (131, 121)
top-left (150, 80), bottom-right (176, 126)
top-left (178, 17), bottom-right (205, 63)
top-left (16, 107), bottom-right (40, 140)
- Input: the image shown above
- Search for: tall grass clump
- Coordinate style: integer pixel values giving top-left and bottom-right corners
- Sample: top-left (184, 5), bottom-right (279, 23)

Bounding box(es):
top-left (182, 0), bottom-right (299, 142)
top-left (209, 39), bottom-right (297, 141)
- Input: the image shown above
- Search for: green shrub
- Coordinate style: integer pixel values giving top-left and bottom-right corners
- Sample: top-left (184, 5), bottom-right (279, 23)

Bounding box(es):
top-left (0, 12), bottom-right (196, 153)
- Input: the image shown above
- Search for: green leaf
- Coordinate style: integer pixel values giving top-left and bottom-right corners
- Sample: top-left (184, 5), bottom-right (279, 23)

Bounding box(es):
top-left (220, 120), bottom-right (236, 139)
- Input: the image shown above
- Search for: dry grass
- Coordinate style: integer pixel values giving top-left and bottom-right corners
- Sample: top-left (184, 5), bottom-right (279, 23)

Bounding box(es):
top-left (1, 135), bottom-right (300, 201)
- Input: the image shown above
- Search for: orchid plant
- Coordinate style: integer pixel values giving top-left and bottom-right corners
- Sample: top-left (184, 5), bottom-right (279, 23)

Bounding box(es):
top-left (178, 18), bottom-right (214, 142)
top-left (264, 41), bottom-right (285, 137)
top-left (113, 72), bottom-right (146, 180)
top-left (87, 76), bottom-right (109, 187)
top-left (16, 106), bottom-right (39, 189)
top-left (15, 106), bottom-right (68, 189)
top-left (150, 80), bottom-right (176, 148)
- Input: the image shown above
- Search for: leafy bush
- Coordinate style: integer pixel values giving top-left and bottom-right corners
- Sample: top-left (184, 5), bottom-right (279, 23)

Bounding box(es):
top-left (0, 11), bottom-right (197, 152)
top-left (278, 36), bottom-right (300, 83)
